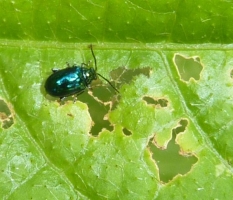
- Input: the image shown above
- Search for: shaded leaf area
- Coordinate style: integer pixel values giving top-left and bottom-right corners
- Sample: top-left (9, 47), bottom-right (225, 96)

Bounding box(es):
top-left (0, 46), bottom-right (233, 199)
top-left (0, 0), bottom-right (233, 43)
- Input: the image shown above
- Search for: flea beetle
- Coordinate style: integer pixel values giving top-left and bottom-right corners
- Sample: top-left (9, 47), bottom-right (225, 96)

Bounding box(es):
top-left (44, 45), bottom-right (119, 100)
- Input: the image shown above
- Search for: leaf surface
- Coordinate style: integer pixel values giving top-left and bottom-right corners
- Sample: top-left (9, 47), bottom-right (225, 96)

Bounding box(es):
top-left (0, 0), bottom-right (233, 199)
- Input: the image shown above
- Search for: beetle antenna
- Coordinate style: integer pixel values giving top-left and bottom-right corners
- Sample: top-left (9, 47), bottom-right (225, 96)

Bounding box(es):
top-left (90, 44), bottom-right (97, 71)
top-left (89, 44), bottom-right (119, 93)
top-left (97, 73), bottom-right (119, 93)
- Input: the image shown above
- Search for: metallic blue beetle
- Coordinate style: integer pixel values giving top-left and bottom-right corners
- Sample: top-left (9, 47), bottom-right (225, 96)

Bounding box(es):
top-left (44, 45), bottom-right (119, 100)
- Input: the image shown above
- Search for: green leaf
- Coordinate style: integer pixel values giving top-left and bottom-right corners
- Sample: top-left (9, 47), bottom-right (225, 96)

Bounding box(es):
top-left (1, 0), bottom-right (233, 199)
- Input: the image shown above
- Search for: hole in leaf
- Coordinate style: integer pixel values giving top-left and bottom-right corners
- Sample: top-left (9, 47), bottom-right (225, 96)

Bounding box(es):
top-left (143, 96), bottom-right (168, 107)
top-left (77, 92), bottom-right (114, 136)
top-left (50, 66), bottom-right (150, 136)
top-left (77, 67), bottom-right (151, 136)
top-left (0, 99), bottom-right (14, 129)
top-left (230, 69), bottom-right (233, 79)
top-left (122, 128), bottom-right (132, 136)
top-left (149, 119), bottom-right (197, 183)
top-left (67, 113), bottom-right (74, 118)
top-left (173, 54), bottom-right (203, 82)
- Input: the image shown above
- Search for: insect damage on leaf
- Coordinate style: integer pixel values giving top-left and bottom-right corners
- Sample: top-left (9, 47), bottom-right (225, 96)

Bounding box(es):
top-left (143, 96), bottom-right (169, 108)
top-left (173, 53), bottom-right (203, 82)
top-left (148, 119), bottom-right (198, 183)
top-left (0, 99), bottom-right (14, 129)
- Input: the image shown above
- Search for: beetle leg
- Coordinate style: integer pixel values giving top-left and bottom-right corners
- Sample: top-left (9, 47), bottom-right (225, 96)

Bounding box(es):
top-left (57, 96), bottom-right (66, 105)
top-left (73, 91), bottom-right (84, 102)
top-left (81, 63), bottom-right (88, 67)
top-left (73, 96), bottom-right (77, 102)
top-left (60, 96), bottom-right (66, 101)
top-left (87, 85), bottom-right (93, 90)
top-left (66, 62), bottom-right (71, 68)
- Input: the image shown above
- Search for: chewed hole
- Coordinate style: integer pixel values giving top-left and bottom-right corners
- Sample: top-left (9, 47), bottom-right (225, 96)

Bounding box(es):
top-left (57, 66), bottom-right (151, 136)
top-left (122, 128), bottom-right (132, 136)
top-left (230, 69), bottom-right (233, 79)
top-left (143, 96), bottom-right (168, 107)
top-left (148, 119), bottom-right (197, 183)
top-left (77, 92), bottom-right (114, 136)
top-left (0, 99), bottom-right (14, 129)
top-left (76, 67), bottom-right (151, 136)
top-left (173, 119), bottom-right (188, 134)
top-left (173, 54), bottom-right (203, 82)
